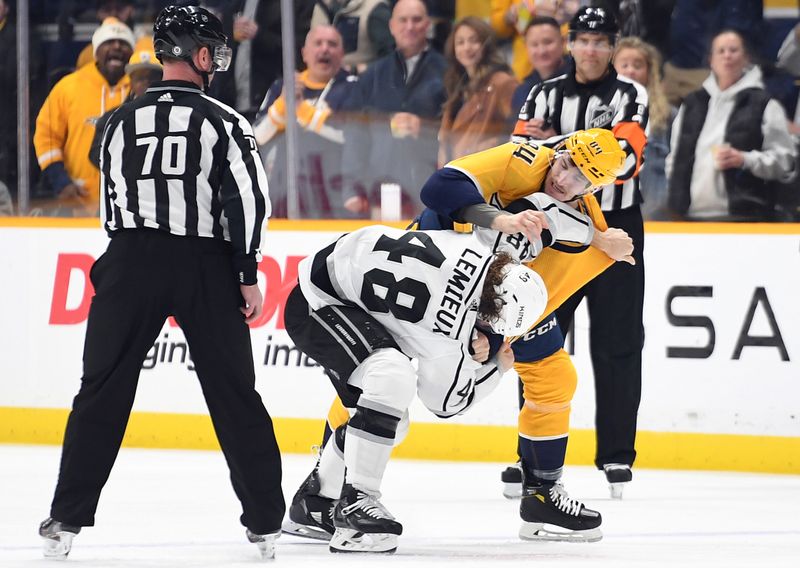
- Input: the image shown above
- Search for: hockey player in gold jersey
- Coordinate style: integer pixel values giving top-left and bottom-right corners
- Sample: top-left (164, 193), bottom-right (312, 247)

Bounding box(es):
top-left (418, 129), bottom-right (630, 543)
top-left (286, 129), bottom-right (634, 546)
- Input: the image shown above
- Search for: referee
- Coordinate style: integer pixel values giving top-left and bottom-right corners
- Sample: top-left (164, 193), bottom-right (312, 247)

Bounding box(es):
top-left (513, 6), bottom-right (648, 497)
top-left (38, 6), bottom-right (284, 560)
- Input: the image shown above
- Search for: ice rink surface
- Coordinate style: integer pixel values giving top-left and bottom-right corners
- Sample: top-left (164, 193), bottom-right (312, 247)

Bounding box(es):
top-left (1, 445), bottom-right (798, 568)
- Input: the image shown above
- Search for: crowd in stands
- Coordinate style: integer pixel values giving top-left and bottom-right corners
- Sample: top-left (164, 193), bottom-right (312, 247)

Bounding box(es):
top-left (1, 0), bottom-right (799, 221)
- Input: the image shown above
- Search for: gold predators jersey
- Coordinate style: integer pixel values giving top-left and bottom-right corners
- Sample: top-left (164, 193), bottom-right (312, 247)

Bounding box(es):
top-left (443, 141), bottom-right (613, 325)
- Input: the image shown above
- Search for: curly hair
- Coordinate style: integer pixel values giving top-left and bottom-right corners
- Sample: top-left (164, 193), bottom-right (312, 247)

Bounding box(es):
top-left (478, 252), bottom-right (515, 325)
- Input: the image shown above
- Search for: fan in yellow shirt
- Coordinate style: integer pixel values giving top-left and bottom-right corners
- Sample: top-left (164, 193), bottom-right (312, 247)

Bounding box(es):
top-left (34, 18), bottom-right (134, 216)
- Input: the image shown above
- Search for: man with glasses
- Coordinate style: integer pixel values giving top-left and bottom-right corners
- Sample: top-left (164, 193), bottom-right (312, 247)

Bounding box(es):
top-left (512, 6), bottom-right (649, 501)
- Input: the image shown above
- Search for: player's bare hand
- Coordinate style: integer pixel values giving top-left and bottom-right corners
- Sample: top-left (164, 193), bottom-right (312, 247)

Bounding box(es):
top-left (492, 210), bottom-right (549, 243)
top-left (496, 341), bottom-right (515, 374)
top-left (240, 283), bottom-right (263, 324)
top-left (470, 328), bottom-right (490, 363)
top-left (592, 227), bottom-right (635, 265)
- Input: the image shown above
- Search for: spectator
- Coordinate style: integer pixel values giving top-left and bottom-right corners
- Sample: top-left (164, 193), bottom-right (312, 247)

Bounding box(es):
top-left (311, 0), bottom-right (394, 73)
top-left (341, 0), bottom-right (446, 219)
top-left (89, 38), bottom-right (162, 168)
top-left (511, 16), bottom-right (569, 119)
top-left (614, 36), bottom-right (674, 220)
top-left (209, 0), bottom-right (314, 121)
top-left (438, 17), bottom-right (517, 166)
top-left (252, 25), bottom-right (358, 219)
top-left (491, 0), bottom-right (537, 81)
top-left (75, 1), bottom-right (136, 69)
top-left (34, 17), bottom-right (134, 216)
top-left (666, 29), bottom-right (796, 222)
top-left (663, 0), bottom-right (764, 107)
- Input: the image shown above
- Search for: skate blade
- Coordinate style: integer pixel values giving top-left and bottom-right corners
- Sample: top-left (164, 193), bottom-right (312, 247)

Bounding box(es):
top-left (503, 481), bottom-right (523, 500)
top-left (246, 530), bottom-right (278, 560)
top-left (281, 519), bottom-right (332, 541)
top-left (519, 522), bottom-right (603, 543)
top-left (42, 532), bottom-right (74, 559)
top-left (329, 528), bottom-right (398, 553)
top-left (609, 482), bottom-right (626, 500)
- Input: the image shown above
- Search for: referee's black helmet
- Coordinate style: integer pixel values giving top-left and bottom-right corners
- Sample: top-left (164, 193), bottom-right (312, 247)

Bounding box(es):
top-left (153, 5), bottom-right (231, 72)
top-left (568, 6), bottom-right (619, 42)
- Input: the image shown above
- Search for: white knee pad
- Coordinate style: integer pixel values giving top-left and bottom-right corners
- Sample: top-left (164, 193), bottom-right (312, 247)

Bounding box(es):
top-left (348, 348), bottom-right (417, 415)
top-left (344, 349), bottom-right (416, 493)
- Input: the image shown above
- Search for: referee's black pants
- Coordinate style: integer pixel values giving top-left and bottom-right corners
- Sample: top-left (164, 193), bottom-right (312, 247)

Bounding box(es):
top-left (50, 229), bottom-right (285, 534)
top-left (555, 205), bottom-right (645, 470)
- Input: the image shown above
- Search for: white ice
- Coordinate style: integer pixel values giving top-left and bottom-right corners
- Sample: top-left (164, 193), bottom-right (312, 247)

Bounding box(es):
top-left (1, 445), bottom-right (798, 567)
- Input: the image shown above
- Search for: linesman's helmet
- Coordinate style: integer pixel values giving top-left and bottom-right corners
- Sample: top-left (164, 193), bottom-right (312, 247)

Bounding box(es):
top-left (490, 263), bottom-right (548, 337)
top-left (153, 5), bottom-right (231, 72)
top-left (568, 6), bottom-right (619, 45)
top-left (562, 128), bottom-right (626, 188)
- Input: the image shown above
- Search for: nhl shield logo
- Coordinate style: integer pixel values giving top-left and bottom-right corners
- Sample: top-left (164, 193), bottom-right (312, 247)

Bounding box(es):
top-left (588, 105), bottom-right (613, 129)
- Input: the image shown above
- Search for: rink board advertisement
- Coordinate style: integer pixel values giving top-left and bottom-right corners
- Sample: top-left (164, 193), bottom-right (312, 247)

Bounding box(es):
top-left (1, 220), bottom-right (799, 473)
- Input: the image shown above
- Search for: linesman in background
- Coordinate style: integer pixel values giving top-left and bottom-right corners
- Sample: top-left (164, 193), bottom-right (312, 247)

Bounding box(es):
top-left (38, 5), bottom-right (285, 561)
top-left (512, 6), bottom-right (648, 498)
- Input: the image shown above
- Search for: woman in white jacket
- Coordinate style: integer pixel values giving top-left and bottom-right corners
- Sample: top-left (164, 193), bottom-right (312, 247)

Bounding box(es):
top-left (666, 29), bottom-right (796, 221)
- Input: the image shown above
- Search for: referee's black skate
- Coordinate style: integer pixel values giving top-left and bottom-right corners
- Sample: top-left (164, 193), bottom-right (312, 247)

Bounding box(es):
top-left (39, 517), bottom-right (81, 559)
top-left (519, 481), bottom-right (602, 542)
top-left (281, 466), bottom-right (336, 541)
top-left (329, 484), bottom-right (402, 553)
top-left (603, 463), bottom-right (632, 499)
top-left (246, 529), bottom-right (280, 559)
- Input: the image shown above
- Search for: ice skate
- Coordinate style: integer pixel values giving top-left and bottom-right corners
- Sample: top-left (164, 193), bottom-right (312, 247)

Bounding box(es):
top-left (501, 461), bottom-right (523, 499)
top-left (246, 529), bottom-right (279, 560)
top-left (39, 517), bottom-right (81, 559)
top-left (603, 464), bottom-right (632, 499)
top-left (519, 481), bottom-right (602, 543)
top-left (329, 484), bottom-right (402, 553)
top-left (282, 467), bottom-right (336, 541)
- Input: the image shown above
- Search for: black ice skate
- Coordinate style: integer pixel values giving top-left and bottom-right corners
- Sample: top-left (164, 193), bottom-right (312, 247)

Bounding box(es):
top-left (519, 481), bottom-right (602, 542)
top-left (501, 461), bottom-right (523, 499)
top-left (603, 463), bottom-right (633, 499)
top-left (281, 466), bottom-right (336, 541)
top-left (329, 484), bottom-right (402, 554)
top-left (39, 517), bottom-right (81, 559)
top-left (245, 528), bottom-right (280, 559)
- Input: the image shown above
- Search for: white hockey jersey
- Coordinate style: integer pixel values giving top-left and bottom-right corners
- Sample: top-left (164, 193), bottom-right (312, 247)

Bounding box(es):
top-left (297, 195), bottom-right (594, 418)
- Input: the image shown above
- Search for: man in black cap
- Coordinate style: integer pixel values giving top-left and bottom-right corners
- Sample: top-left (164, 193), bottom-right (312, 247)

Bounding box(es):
top-left (510, 5), bottom-right (648, 505)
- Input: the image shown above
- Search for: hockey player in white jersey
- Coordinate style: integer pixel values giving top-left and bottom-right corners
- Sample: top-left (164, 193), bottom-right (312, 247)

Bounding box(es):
top-left (283, 194), bottom-right (604, 553)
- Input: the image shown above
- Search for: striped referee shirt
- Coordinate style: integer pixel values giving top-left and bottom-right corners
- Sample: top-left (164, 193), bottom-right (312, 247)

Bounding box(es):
top-left (513, 64), bottom-right (649, 212)
top-left (99, 80), bottom-right (270, 285)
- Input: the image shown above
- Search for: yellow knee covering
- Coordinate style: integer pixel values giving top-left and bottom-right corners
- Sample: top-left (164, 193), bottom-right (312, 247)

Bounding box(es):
top-left (516, 349), bottom-right (577, 439)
